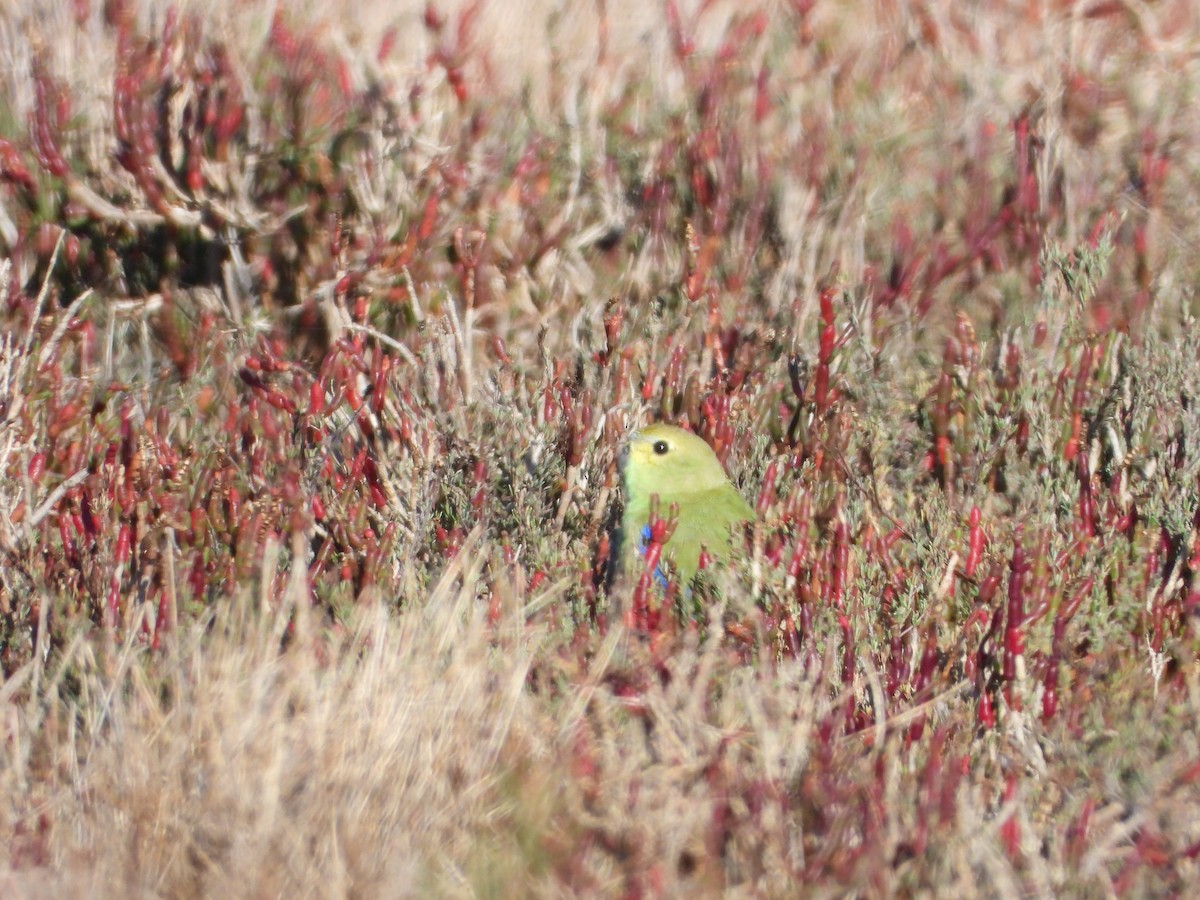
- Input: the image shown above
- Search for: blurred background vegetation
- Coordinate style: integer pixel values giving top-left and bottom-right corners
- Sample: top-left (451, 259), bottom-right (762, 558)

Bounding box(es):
top-left (1, 0), bottom-right (1200, 894)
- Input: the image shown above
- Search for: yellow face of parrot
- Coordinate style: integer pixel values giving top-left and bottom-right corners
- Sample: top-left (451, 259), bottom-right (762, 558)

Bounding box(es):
top-left (620, 423), bottom-right (753, 583)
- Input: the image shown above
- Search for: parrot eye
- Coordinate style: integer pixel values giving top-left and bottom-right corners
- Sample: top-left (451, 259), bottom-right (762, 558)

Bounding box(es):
top-left (652, 440), bottom-right (670, 456)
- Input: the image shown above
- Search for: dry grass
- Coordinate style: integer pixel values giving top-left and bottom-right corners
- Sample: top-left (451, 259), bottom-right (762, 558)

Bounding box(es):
top-left (3, 0), bottom-right (1200, 895)
top-left (0, 549), bottom-right (1048, 896)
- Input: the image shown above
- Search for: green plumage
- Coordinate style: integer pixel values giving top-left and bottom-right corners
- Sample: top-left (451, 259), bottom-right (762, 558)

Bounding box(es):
top-left (619, 423), bottom-right (753, 583)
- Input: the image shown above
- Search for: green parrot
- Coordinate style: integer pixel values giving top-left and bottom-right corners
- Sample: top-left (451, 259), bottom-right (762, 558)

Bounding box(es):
top-left (619, 423), bottom-right (754, 584)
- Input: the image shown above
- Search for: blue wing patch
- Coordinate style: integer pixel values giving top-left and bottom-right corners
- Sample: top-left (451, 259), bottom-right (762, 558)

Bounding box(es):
top-left (637, 523), bottom-right (669, 590)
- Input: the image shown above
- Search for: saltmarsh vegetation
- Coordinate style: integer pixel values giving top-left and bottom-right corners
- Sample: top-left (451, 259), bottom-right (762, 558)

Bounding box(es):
top-left (2, 0), bottom-right (1200, 894)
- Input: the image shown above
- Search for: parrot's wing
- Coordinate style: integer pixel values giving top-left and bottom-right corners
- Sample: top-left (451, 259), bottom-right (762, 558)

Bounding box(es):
top-left (662, 484), bottom-right (752, 580)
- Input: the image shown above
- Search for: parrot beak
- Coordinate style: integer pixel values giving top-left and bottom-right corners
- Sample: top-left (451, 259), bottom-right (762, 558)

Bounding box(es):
top-left (621, 428), bottom-right (646, 455)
